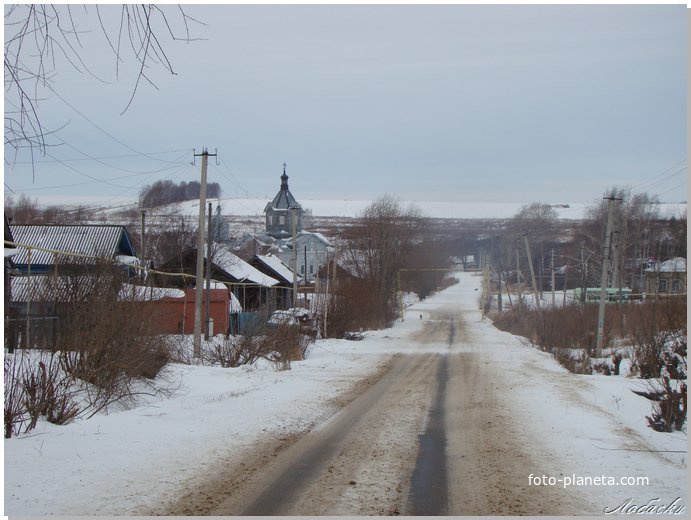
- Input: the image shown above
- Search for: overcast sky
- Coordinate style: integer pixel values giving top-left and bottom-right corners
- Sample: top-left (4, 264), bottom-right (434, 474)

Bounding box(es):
top-left (4, 4), bottom-right (688, 208)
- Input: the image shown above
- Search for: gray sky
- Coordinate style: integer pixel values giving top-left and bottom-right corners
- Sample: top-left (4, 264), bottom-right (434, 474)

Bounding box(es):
top-left (4, 4), bottom-right (688, 207)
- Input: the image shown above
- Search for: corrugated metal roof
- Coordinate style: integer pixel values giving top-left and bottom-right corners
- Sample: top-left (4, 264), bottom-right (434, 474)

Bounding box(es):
top-left (9, 225), bottom-right (135, 266)
top-left (10, 277), bottom-right (185, 302)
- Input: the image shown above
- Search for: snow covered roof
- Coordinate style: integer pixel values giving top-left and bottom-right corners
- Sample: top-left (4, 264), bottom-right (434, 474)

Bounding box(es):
top-left (255, 253), bottom-right (301, 284)
top-left (283, 231), bottom-right (333, 249)
top-left (9, 277), bottom-right (185, 302)
top-left (120, 284), bottom-right (185, 300)
top-left (646, 257), bottom-right (686, 273)
top-left (208, 246), bottom-right (279, 287)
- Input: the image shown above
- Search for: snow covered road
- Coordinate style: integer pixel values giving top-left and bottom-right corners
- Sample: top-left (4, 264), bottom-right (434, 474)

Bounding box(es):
top-left (3, 271), bottom-right (687, 516)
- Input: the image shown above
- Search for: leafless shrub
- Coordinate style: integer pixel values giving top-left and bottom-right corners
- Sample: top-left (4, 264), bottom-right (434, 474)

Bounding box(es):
top-left (37, 261), bottom-right (173, 417)
top-left (628, 300), bottom-right (686, 379)
top-left (553, 348), bottom-right (591, 375)
top-left (645, 377), bottom-right (687, 433)
top-left (263, 324), bottom-right (312, 371)
top-left (205, 312), bottom-right (313, 370)
top-left (207, 334), bottom-right (268, 368)
top-left (492, 297), bottom-right (687, 432)
top-left (325, 278), bottom-right (378, 338)
top-left (491, 305), bottom-right (623, 372)
top-left (4, 351), bottom-right (79, 438)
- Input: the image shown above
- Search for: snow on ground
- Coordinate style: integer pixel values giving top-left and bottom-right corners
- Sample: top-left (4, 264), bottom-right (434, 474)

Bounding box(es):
top-left (3, 272), bottom-right (687, 516)
top-left (33, 194), bottom-right (688, 221)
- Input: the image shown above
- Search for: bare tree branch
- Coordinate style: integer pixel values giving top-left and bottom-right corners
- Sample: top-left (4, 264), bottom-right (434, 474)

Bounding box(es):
top-left (4, 4), bottom-right (202, 162)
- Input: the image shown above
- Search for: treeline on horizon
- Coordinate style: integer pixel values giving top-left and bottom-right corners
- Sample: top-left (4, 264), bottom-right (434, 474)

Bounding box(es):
top-left (139, 180), bottom-right (222, 208)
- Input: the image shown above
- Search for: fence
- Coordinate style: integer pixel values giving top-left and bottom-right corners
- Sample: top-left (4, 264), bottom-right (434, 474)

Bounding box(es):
top-left (5, 315), bottom-right (59, 352)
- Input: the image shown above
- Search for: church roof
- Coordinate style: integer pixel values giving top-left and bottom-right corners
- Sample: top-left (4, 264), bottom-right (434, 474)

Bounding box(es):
top-left (264, 163), bottom-right (302, 212)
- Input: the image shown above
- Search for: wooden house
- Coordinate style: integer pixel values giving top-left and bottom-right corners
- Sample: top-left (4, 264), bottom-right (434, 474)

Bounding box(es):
top-left (645, 257), bottom-right (687, 297)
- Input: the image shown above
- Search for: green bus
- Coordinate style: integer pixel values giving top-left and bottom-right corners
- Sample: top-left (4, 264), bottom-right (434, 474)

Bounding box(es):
top-left (573, 287), bottom-right (632, 303)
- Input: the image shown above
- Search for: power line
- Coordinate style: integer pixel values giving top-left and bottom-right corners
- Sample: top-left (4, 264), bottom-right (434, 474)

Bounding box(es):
top-left (39, 79), bottom-right (184, 164)
top-left (631, 159), bottom-right (687, 193)
top-left (9, 148), bottom-right (190, 165)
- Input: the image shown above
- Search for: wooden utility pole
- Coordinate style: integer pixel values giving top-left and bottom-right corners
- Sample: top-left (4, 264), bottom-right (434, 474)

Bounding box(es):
top-left (596, 196), bottom-right (618, 357)
top-left (205, 201), bottom-right (212, 340)
top-left (140, 210), bottom-right (146, 269)
top-left (193, 148), bottom-right (216, 358)
top-left (524, 235), bottom-right (541, 311)
top-left (516, 248), bottom-right (522, 309)
top-left (291, 206), bottom-right (298, 307)
top-left (551, 248), bottom-right (556, 307)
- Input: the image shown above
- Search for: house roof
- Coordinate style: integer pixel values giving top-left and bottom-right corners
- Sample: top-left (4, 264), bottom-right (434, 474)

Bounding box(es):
top-left (9, 225), bottom-right (136, 267)
top-left (208, 246), bottom-right (279, 287)
top-left (282, 231), bottom-right (333, 249)
top-left (9, 277), bottom-right (184, 302)
top-left (253, 253), bottom-right (301, 285)
top-left (646, 257), bottom-right (687, 273)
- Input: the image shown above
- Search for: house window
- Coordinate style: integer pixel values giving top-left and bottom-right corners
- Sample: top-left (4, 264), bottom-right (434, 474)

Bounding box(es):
top-left (658, 279), bottom-right (668, 293)
top-left (672, 279), bottom-right (681, 293)
top-left (279, 215), bottom-right (285, 225)
top-left (310, 264), bottom-right (314, 274)
top-left (301, 264), bottom-right (305, 274)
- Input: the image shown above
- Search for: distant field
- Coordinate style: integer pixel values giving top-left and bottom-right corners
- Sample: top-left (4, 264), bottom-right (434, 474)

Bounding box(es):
top-left (31, 195), bottom-right (686, 221)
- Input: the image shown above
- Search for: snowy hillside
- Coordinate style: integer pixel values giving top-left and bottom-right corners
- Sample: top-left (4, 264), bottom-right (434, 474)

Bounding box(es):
top-left (29, 193), bottom-right (689, 221)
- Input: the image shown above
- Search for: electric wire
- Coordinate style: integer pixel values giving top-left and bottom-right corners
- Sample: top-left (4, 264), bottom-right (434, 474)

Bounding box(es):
top-left (4, 239), bottom-right (272, 288)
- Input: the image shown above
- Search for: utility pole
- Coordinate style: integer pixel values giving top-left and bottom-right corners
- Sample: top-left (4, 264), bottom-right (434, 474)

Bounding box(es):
top-left (205, 201), bottom-right (212, 340)
top-left (140, 210), bottom-right (146, 271)
top-left (596, 196), bottom-right (618, 357)
top-left (193, 148), bottom-right (216, 358)
top-left (291, 206), bottom-right (298, 307)
top-left (551, 248), bottom-right (556, 307)
top-left (516, 248), bottom-right (522, 309)
top-left (524, 235), bottom-right (541, 311)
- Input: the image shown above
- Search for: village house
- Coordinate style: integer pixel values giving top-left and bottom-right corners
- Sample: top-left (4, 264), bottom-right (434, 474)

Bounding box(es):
top-left (156, 245), bottom-right (279, 310)
top-left (644, 257), bottom-right (687, 297)
top-left (8, 224), bottom-right (140, 275)
top-left (5, 223), bottom-right (235, 345)
top-left (275, 231), bottom-right (333, 285)
top-left (249, 253), bottom-right (302, 309)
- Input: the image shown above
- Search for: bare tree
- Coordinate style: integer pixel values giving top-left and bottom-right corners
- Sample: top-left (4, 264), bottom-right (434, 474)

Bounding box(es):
top-left (341, 195), bottom-right (425, 327)
top-left (577, 187), bottom-right (663, 289)
top-left (504, 202), bottom-right (560, 289)
top-left (4, 4), bottom-right (202, 162)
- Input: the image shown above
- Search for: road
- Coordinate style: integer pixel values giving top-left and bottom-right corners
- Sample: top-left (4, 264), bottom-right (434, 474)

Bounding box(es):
top-left (161, 306), bottom-right (592, 516)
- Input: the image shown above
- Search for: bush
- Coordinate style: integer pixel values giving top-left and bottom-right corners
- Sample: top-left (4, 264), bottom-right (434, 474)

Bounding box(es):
top-left (4, 351), bottom-right (79, 438)
top-left (20, 262), bottom-right (174, 419)
top-left (491, 298), bottom-right (687, 433)
top-left (205, 317), bottom-right (313, 370)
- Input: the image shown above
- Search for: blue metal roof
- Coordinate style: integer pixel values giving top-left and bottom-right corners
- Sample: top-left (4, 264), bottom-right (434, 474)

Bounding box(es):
top-left (8, 225), bottom-right (136, 270)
